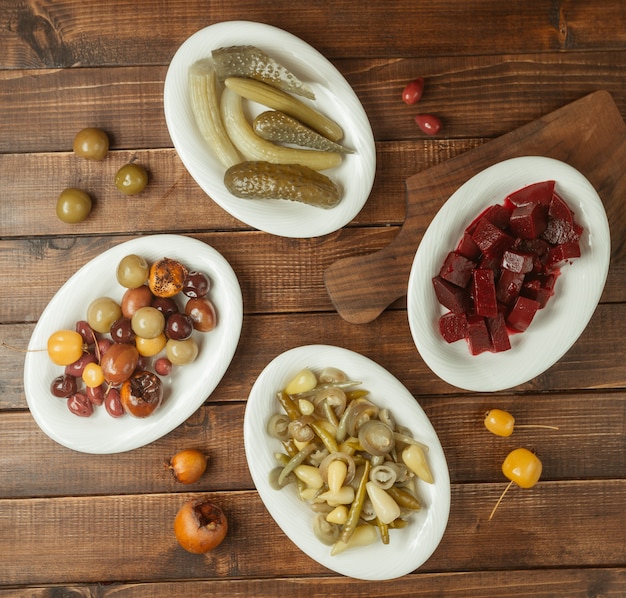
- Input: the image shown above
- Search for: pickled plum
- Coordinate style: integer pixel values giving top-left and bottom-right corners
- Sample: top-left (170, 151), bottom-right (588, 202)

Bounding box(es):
top-left (433, 180), bottom-right (583, 355)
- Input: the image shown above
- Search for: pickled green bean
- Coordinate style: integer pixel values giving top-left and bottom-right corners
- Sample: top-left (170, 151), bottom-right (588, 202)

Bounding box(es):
top-left (340, 459), bottom-right (371, 544)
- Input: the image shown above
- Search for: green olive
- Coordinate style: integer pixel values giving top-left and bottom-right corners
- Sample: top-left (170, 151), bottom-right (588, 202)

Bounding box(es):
top-left (56, 188), bottom-right (92, 223)
top-left (115, 163), bottom-right (148, 195)
top-left (73, 127), bottom-right (109, 160)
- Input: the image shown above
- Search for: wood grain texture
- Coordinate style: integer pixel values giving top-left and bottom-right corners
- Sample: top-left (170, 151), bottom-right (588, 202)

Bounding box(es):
top-left (2, 1), bottom-right (626, 595)
top-left (4, 52), bottom-right (626, 154)
top-left (1, 390), bottom-right (624, 498)
top-left (1, 481), bottom-right (625, 586)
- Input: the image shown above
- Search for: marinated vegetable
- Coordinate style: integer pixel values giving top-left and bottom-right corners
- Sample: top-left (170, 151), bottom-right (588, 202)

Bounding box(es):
top-left (224, 77), bottom-right (344, 142)
top-left (253, 111), bottom-right (353, 153)
top-left (268, 368), bottom-right (432, 554)
top-left (212, 45), bottom-right (315, 100)
top-left (189, 59), bottom-right (241, 168)
top-left (224, 161), bottom-right (341, 208)
top-left (220, 87), bottom-right (342, 171)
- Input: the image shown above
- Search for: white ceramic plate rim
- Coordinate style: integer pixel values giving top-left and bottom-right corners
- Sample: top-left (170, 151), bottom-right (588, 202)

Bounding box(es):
top-left (163, 20), bottom-right (376, 238)
top-left (407, 156), bottom-right (611, 392)
top-left (243, 344), bottom-right (450, 580)
top-left (24, 234), bottom-right (243, 454)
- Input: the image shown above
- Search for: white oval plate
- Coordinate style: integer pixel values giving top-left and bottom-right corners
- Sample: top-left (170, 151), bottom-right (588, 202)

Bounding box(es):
top-left (24, 234), bottom-right (243, 454)
top-left (244, 345), bottom-right (450, 580)
top-left (163, 21), bottom-right (376, 238)
top-left (408, 156), bottom-right (611, 392)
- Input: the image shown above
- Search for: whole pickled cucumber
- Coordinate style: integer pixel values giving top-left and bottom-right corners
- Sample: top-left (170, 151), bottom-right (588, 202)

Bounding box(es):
top-left (253, 111), bottom-right (354, 154)
top-left (224, 161), bottom-right (342, 208)
top-left (212, 45), bottom-right (315, 100)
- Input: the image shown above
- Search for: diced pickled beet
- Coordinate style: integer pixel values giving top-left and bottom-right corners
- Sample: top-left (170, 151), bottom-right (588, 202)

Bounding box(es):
top-left (486, 312), bottom-right (511, 352)
top-left (509, 202), bottom-right (548, 239)
top-left (456, 232), bottom-right (481, 260)
top-left (472, 269), bottom-right (498, 318)
top-left (466, 315), bottom-right (492, 355)
top-left (496, 269), bottom-right (525, 305)
top-left (478, 253), bottom-right (501, 276)
top-left (439, 312), bottom-right (468, 343)
top-left (471, 218), bottom-right (514, 259)
top-left (481, 204), bottom-right (511, 229)
top-left (505, 180), bottom-right (555, 208)
top-left (515, 237), bottom-right (550, 257)
top-left (549, 192), bottom-right (575, 223)
top-left (432, 276), bottom-right (469, 314)
top-left (506, 296), bottom-right (541, 332)
top-left (541, 216), bottom-right (581, 245)
top-left (439, 251), bottom-right (476, 288)
top-left (546, 241), bottom-right (581, 268)
top-left (522, 272), bottom-right (559, 308)
top-left (501, 249), bottom-right (534, 273)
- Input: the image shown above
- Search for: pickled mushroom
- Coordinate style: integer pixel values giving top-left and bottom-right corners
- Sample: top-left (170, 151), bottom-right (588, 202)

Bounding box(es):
top-left (357, 420), bottom-right (395, 457)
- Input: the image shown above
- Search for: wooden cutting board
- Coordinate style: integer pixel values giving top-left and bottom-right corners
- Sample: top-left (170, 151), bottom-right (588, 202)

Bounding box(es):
top-left (325, 90), bottom-right (626, 324)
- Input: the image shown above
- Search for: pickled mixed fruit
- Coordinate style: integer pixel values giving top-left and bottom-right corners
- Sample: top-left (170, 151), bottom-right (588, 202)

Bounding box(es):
top-left (433, 180), bottom-right (583, 355)
top-left (46, 255), bottom-right (218, 418)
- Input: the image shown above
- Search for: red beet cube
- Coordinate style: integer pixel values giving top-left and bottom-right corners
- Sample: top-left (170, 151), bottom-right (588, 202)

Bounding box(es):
top-left (466, 315), bottom-right (492, 355)
top-left (481, 204), bottom-right (511, 230)
top-left (522, 272), bottom-right (559, 308)
top-left (501, 249), bottom-right (534, 274)
top-left (432, 276), bottom-right (470, 314)
top-left (542, 216), bottom-right (581, 245)
top-left (496, 269), bottom-right (525, 305)
top-left (509, 202), bottom-right (548, 239)
top-left (549, 192), bottom-right (575, 223)
top-left (472, 269), bottom-right (498, 318)
top-left (439, 312), bottom-right (468, 343)
top-left (506, 180), bottom-right (555, 207)
top-left (487, 312), bottom-right (511, 352)
top-left (506, 296), bottom-right (541, 332)
top-left (546, 241), bottom-right (581, 268)
top-left (439, 251), bottom-right (476, 288)
top-left (471, 218), bottom-right (514, 259)
top-left (456, 232), bottom-right (481, 260)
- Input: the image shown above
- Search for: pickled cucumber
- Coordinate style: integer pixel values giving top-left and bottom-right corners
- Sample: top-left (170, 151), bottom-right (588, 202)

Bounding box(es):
top-left (253, 111), bottom-right (354, 154)
top-left (224, 161), bottom-right (342, 208)
top-left (212, 45), bottom-right (315, 100)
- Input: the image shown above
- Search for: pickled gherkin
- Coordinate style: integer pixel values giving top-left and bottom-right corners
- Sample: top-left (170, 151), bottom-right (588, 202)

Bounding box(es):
top-left (212, 45), bottom-right (316, 100)
top-left (253, 111), bottom-right (354, 154)
top-left (224, 161), bottom-right (342, 208)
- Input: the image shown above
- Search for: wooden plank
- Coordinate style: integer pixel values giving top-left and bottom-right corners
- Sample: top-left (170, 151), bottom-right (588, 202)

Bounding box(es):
top-left (0, 140), bottom-right (480, 237)
top-left (3, 52), bottom-right (626, 153)
top-left (1, 390), bottom-right (624, 498)
top-left (2, 1), bottom-right (626, 68)
top-left (1, 481), bottom-right (625, 585)
top-left (0, 231), bottom-right (624, 327)
top-left (5, 300), bottom-right (626, 413)
top-left (1, 568), bottom-right (625, 597)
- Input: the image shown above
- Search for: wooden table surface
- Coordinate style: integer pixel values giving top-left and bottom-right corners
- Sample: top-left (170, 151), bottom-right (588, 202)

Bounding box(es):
top-left (2, 1), bottom-right (626, 596)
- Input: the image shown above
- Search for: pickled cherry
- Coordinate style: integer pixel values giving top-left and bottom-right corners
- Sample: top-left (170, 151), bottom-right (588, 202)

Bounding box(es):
top-left (489, 447), bottom-right (543, 520)
top-left (50, 374), bottom-right (78, 398)
top-left (484, 408), bottom-right (559, 437)
top-left (183, 271), bottom-right (210, 298)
